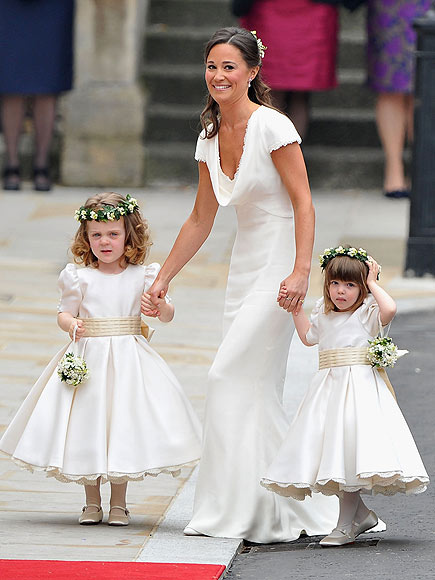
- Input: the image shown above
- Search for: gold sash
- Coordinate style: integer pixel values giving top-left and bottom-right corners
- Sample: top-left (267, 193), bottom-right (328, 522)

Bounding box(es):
top-left (82, 316), bottom-right (154, 341)
top-left (318, 347), bottom-right (396, 400)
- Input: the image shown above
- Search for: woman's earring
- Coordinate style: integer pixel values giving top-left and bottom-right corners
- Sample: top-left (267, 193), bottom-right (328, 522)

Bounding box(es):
top-left (248, 78), bottom-right (252, 88)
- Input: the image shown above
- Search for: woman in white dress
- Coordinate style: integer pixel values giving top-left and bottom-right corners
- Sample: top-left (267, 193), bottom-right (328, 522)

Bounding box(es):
top-left (143, 27), bottom-right (338, 542)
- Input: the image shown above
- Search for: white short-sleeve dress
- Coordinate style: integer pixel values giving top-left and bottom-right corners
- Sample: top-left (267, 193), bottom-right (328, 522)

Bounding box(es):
top-left (0, 263), bottom-right (202, 485)
top-left (261, 296), bottom-right (429, 499)
top-left (186, 106), bottom-right (338, 543)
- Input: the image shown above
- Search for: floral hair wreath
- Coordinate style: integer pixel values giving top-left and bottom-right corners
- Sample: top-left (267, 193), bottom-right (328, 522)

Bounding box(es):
top-left (250, 30), bottom-right (267, 59)
top-left (74, 194), bottom-right (139, 222)
top-left (319, 245), bottom-right (381, 278)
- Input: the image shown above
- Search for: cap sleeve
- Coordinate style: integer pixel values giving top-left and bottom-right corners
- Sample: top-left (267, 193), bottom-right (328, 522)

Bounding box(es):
top-left (57, 264), bottom-right (82, 316)
top-left (261, 109), bottom-right (302, 154)
top-left (306, 297), bottom-right (323, 346)
top-left (194, 130), bottom-right (208, 163)
top-left (359, 295), bottom-right (383, 336)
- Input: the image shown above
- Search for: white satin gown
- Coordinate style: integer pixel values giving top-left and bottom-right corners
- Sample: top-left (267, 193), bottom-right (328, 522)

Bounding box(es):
top-left (0, 263), bottom-right (202, 485)
top-left (186, 106), bottom-right (338, 543)
top-left (262, 296), bottom-right (429, 499)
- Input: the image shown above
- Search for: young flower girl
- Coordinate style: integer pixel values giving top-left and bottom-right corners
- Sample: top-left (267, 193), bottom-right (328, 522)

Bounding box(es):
top-left (261, 247), bottom-right (429, 546)
top-left (0, 192), bottom-right (201, 526)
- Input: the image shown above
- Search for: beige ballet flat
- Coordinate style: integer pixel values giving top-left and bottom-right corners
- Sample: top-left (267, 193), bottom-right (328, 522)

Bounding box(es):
top-left (108, 505), bottom-right (130, 526)
top-left (320, 527), bottom-right (355, 547)
top-left (353, 510), bottom-right (378, 538)
top-left (78, 504), bottom-right (103, 525)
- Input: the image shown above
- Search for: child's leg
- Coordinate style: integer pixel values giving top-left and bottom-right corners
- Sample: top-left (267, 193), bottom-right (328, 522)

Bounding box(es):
top-left (336, 491), bottom-right (360, 530)
top-left (79, 478), bottom-right (103, 525)
top-left (84, 477), bottom-right (102, 511)
top-left (320, 491), bottom-right (360, 546)
top-left (108, 482), bottom-right (130, 526)
top-left (110, 481), bottom-right (127, 509)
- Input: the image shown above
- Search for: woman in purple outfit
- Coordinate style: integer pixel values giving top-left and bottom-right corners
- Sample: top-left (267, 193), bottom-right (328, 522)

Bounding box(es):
top-left (367, 0), bottom-right (431, 198)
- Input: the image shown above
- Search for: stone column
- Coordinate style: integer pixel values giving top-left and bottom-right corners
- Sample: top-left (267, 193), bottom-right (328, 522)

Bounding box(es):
top-left (61, 0), bottom-right (147, 186)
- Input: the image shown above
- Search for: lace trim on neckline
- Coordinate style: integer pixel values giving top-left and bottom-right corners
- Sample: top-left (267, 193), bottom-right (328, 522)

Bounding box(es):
top-left (218, 106), bottom-right (262, 182)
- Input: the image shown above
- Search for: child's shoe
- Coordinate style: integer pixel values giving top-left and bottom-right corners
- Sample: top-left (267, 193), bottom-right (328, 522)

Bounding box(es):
top-left (320, 527), bottom-right (355, 546)
top-left (352, 510), bottom-right (378, 538)
top-left (78, 504), bottom-right (103, 525)
top-left (108, 505), bottom-right (130, 526)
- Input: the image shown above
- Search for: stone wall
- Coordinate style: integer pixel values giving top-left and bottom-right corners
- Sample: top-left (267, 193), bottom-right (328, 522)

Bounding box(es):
top-left (61, 0), bottom-right (148, 186)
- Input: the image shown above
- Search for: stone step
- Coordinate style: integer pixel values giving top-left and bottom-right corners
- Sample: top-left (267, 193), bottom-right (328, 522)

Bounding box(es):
top-left (144, 141), bottom-right (388, 189)
top-left (145, 103), bottom-right (380, 147)
top-left (149, 0), bottom-right (235, 28)
top-left (148, 0), bottom-right (366, 33)
top-left (142, 65), bottom-right (373, 109)
top-left (145, 25), bottom-right (367, 70)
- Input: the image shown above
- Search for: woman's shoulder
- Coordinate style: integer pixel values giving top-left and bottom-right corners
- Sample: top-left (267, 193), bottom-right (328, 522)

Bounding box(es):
top-left (255, 106), bottom-right (302, 151)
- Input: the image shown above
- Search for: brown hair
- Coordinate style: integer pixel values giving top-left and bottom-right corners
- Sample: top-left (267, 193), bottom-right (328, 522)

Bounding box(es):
top-left (200, 27), bottom-right (276, 139)
top-left (323, 255), bottom-right (369, 313)
top-left (71, 192), bottom-right (152, 268)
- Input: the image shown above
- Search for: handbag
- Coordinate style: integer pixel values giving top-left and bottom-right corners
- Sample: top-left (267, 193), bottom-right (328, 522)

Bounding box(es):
top-left (231, 0), bottom-right (258, 17)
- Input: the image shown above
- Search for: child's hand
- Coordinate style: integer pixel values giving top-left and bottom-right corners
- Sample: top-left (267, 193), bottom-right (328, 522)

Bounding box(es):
top-left (69, 318), bottom-right (85, 341)
top-left (277, 284), bottom-right (288, 301)
top-left (366, 257), bottom-right (381, 284)
top-left (141, 292), bottom-right (163, 318)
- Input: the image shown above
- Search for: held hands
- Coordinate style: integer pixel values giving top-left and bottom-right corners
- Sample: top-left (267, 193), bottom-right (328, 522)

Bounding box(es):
top-left (141, 291), bottom-right (166, 318)
top-left (277, 272), bottom-right (308, 314)
top-left (69, 318), bottom-right (85, 341)
top-left (141, 278), bottom-right (169, 318)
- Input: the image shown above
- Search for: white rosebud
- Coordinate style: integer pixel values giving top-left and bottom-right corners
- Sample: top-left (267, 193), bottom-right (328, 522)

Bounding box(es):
top-left (90, 211), bottom-right (98, 220)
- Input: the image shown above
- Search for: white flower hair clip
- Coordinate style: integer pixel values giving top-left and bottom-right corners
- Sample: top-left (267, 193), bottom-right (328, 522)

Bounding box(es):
top-left (250, 30), bottom-right (267, 59)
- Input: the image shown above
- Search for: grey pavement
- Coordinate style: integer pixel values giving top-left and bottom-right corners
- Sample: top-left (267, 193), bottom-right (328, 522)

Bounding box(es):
top-left (0, 185), bottom-right (434, 572)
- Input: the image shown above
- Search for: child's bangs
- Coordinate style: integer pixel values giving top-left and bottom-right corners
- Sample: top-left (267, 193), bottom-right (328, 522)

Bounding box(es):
top-left (326, 256), bottom-right (367, 284)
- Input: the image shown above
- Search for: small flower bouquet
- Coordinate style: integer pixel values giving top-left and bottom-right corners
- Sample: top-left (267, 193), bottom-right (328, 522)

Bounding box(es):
top-left (57, 351), bottom-right (90, 387)
top-left (367, 336), bottom-right (399, 368)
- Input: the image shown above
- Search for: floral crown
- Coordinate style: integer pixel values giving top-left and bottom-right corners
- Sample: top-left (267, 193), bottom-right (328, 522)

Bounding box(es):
top-left (319, 246), bottom-right (370, 270)
top-left (250, 30), bottom-right (267, 59)
top-left (74, 194), bottom-right (139, 222)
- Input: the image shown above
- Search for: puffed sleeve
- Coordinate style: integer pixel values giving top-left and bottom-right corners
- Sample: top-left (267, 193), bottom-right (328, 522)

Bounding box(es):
top-left (306, 298), bottom-right (323, 346)
top-left (359, 295), bottom-right (383, 336)
top-left (143, 262), bottom-right (161, 292)
top-left (57, 264), bottom-right (82, 316)
top-left (261, 109), bottom-right (302, 154)
top-left (194, 130), bottom-right (208, 163)
top-left (143, 263), bottom-right (172, 303)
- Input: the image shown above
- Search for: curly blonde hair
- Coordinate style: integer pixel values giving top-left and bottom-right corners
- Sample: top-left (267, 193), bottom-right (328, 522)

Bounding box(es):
top-left (71, 192), bottom-right (152, 267)
top-left (323, 255), bottom-right (369, 314)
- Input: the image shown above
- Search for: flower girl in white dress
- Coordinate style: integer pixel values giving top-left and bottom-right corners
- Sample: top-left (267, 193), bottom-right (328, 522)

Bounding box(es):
top-left (261, 247), bottom-right (429, 546)
top-left (0, 192), bottom-right (201, 526)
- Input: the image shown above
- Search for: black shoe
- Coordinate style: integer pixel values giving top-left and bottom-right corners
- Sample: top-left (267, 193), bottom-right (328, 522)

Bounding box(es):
top-left (2, 166), bottom-right (21, 190)
top-left (33, 167), bottom-right (52, 191)
top-left (384, 189), bottom-right (410, 199)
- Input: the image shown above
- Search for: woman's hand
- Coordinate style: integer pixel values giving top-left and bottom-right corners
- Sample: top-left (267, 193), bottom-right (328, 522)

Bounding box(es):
top-left (277, 271), bottom-right (308, 314)
top-left (141, 279), bottom-right (168, 317)
top-left (69, 318), bottom-right (85, 341)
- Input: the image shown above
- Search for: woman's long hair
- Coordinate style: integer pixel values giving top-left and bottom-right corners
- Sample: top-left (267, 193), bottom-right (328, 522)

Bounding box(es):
top-left (200, 27), bottom-right (274, 139)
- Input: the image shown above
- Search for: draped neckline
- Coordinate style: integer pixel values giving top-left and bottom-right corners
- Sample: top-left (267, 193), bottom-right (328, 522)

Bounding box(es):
top-left (216, 106), bottom-right (262, 182)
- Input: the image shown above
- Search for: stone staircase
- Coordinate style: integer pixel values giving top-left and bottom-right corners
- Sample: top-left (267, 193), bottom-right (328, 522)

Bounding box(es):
top-left (142, 0), bottom-right (386, 189)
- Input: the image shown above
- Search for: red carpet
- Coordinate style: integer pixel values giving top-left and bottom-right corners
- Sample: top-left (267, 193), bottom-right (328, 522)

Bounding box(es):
top-left (0, 561), bottom-right (226, 579)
